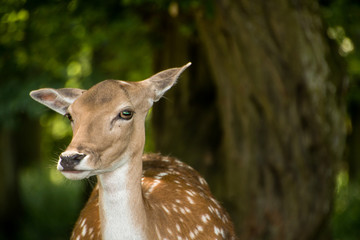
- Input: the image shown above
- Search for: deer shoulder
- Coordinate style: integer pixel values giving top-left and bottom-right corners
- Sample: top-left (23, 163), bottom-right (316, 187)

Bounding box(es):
top-left (71, 154), bottom-right (236, 240)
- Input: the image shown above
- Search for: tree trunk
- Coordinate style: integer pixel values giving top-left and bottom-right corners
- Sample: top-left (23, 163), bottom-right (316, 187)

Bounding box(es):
top-left (152, 0), bottom-right (346, 239)
top-left (0, 129), bottom-right (20, 240)
top-left (0, 117), bottom-right (41, 239)
top-left (347, 101), bottom-right (360, 181)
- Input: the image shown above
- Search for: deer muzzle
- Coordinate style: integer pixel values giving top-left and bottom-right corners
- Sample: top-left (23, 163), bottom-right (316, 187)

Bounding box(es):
top-left (59, 152), bottom-right (86, 171)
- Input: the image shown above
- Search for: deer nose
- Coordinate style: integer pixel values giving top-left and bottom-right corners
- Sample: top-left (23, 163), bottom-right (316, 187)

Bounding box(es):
top-left (59, 153), bottom-right (86, 170)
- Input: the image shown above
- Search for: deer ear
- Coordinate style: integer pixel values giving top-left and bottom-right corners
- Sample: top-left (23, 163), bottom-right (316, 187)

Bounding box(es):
top-left (30, 88), bottom-right (85, 115)
top-left (144, 62), bottom-right (191, 103)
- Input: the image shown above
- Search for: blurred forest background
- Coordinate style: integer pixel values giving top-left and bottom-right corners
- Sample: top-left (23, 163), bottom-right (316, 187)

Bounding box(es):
top-left (1, 0), bottom-right (360, 239)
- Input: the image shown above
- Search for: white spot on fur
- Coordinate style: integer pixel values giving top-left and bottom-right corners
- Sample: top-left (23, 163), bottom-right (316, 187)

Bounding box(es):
top-left (155, 226), bottom-right (161, 239)
top-left (180, 207), bottom-right (186, 214)
top-left (146, 179), bottom-right (161, 197)
top-left (157, 172), bottom-right (169, 177)
top-left (199, 176), bottom-right (207, 186)
top-left (214, 226), bottom-right (220, 235)
top-left (201, 214), bottom-right (211, 223)
top-left (82, 225), bottom-right (87, 236)
top-left (185, 190), bottom-right (196, 196)
top-left (208, 206), bottom-right (215, 213)
top-left (187, 196), bottom-right (194, 204)
top-left (215, 208), bottom-right (221, 218)
top-left (80, 218), bottom-right (86, 227)
top-left (175, 159), bottom-right (185, 166)
top-left (214, 226), bottom-right (225, 237)
top-left (172, 204), bottom-right (178, 213)
top-left (162, 205), bottom-right (171, 215)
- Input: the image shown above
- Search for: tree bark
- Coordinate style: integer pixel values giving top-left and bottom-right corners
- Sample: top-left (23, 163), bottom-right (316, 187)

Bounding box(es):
top-left (347, 102), bottom-right (360, 181)
top-left (152, 0), bottom-right (346, 239)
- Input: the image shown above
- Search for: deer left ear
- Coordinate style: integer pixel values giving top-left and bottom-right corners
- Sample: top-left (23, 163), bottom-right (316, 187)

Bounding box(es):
top-left (30, 88), bottom-right (85, 115)
top-left (144, 62), bottom-right (191, 103)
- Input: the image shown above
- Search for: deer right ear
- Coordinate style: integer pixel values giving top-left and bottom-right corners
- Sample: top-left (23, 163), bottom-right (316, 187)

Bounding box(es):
top-left (144, 62), bottom-right (191, 103)
top-left (30, 88), bottom-right (85, 115)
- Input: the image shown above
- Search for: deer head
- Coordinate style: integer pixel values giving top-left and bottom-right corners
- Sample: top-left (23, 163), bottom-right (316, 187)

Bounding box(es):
top-left (30, 63), bottom-right (191, 180)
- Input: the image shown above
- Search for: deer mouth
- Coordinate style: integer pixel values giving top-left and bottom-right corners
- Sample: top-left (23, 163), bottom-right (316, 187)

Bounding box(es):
top-left (60, 169), bottom-right (91, 180)
top-left (61, 169), bottom-right (84, 173)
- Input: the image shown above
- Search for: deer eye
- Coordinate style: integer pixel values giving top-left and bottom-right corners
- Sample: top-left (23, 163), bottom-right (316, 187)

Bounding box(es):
top-left (119, 110), bottom-right (134, 120)
top-left (64, 113), bottom-right (73, 122)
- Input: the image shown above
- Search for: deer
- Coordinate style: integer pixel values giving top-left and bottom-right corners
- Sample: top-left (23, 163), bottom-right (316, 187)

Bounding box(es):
top-left (30, 63), bottom-right (237, 240)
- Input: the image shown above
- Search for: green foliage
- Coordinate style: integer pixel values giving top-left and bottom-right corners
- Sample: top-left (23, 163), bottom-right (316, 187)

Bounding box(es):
top-left (19, 165), bottom-right (85, 240)
top-left (322, 0), bottom-right (360, 102)
top-left (332, 171), bottom-right (360, 240)
top-left (321, 0), bottom-right (360, 239)
top-left (0, 0), bottom-right (155, 128)
top-left (0, 1), bottom-right (160, 238)
top-left (0, 0), bottom-right (210, 128)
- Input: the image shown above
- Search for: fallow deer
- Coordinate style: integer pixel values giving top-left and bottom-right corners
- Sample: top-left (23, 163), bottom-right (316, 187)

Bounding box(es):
top-left (30, 63), bottom-right (237, 240)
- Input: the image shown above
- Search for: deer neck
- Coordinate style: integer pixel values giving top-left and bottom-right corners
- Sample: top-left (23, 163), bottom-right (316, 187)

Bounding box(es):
top-left (97, 152), bottom-right (148, 240)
